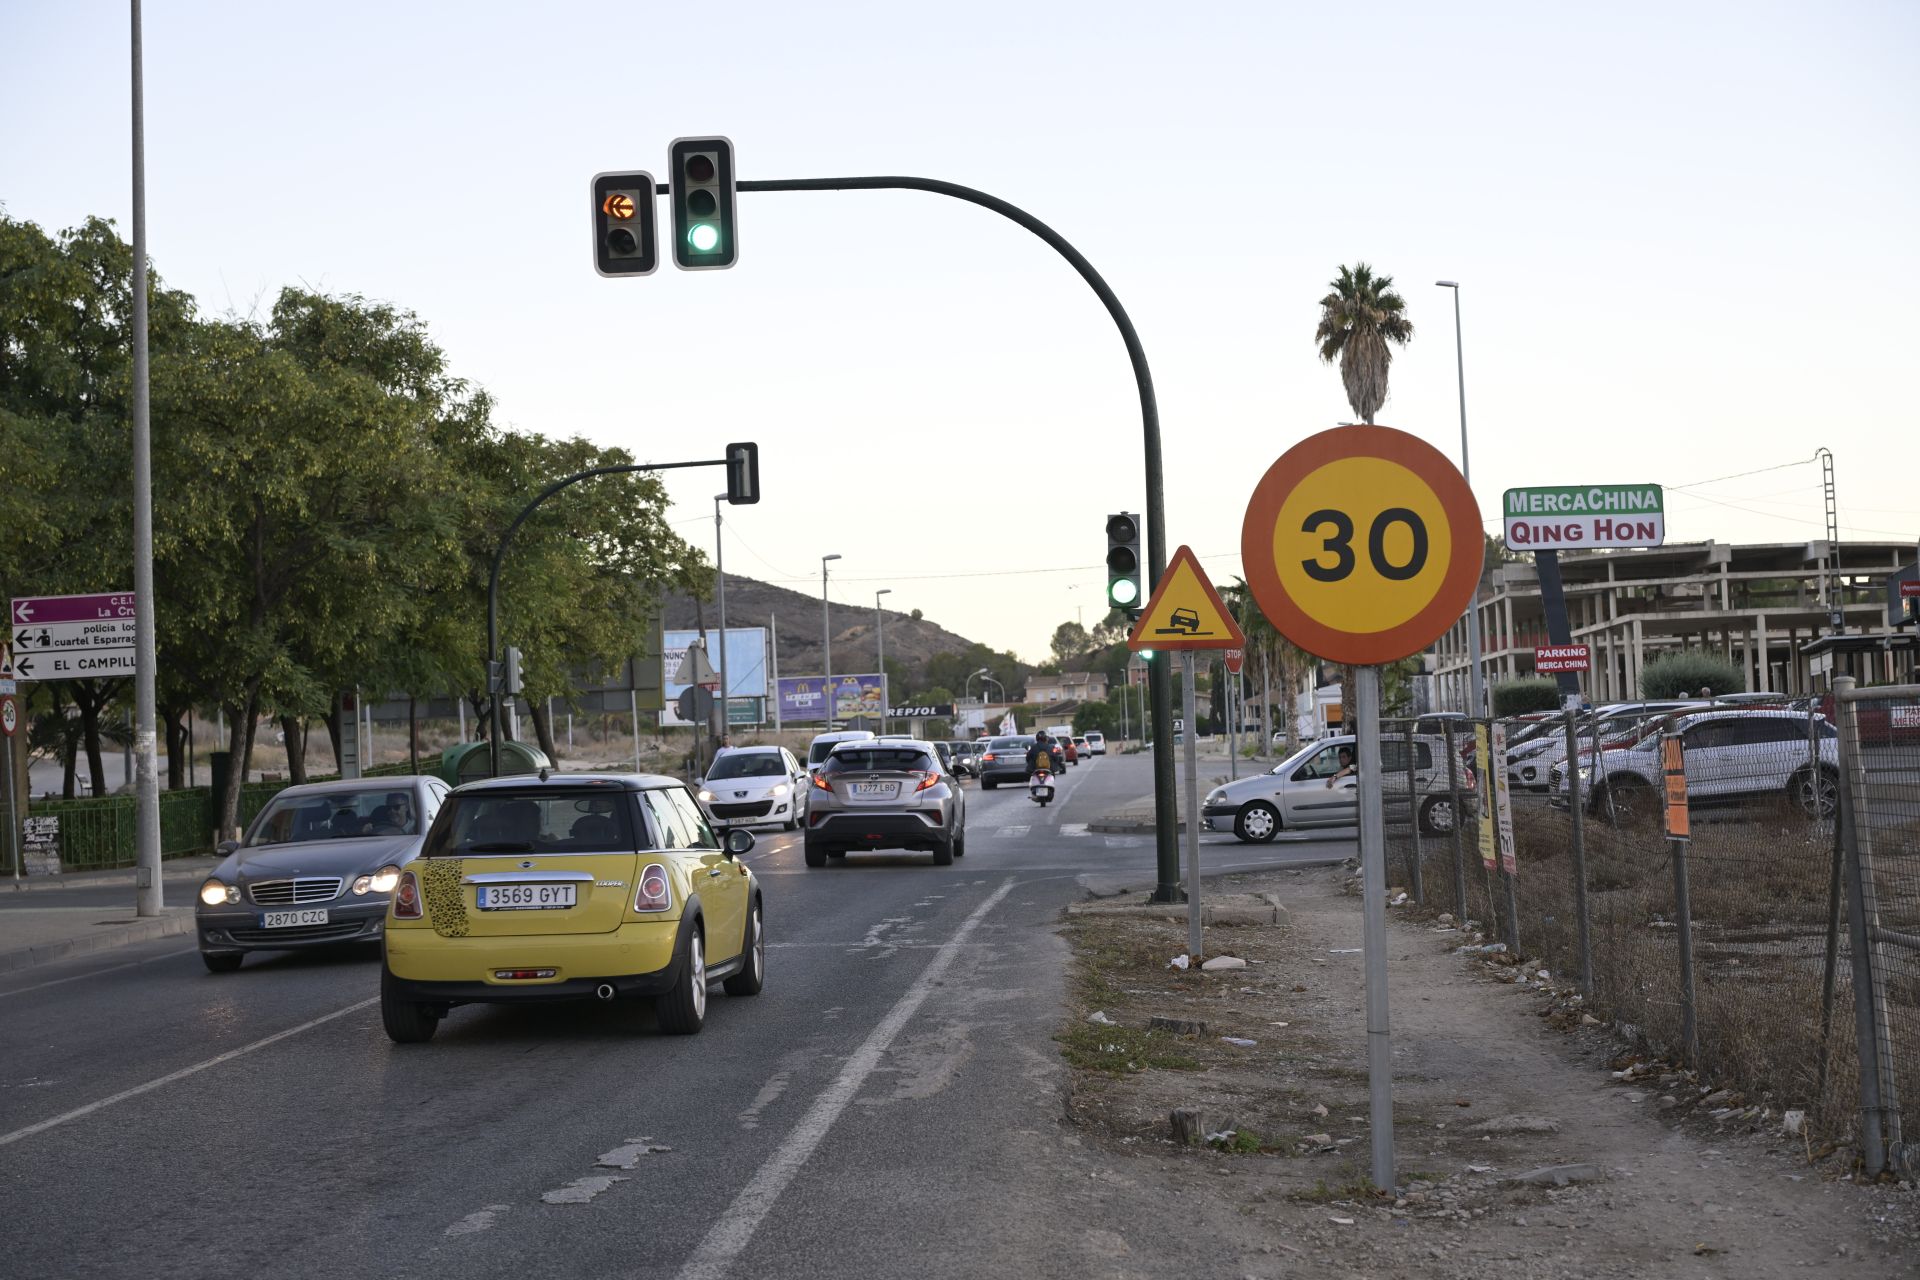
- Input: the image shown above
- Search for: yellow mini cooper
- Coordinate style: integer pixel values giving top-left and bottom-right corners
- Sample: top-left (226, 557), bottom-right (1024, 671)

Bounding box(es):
top-left (381, 773), bottom-right (762, 1043)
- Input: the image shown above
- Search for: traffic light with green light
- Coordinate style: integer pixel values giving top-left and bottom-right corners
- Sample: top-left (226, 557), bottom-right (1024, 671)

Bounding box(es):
top-left (1106, 512), bottom-right (1142, 613)
top-left (591, 171), bottom-right (658, 276)
top-left (670, 136), bottom-right (737, 270)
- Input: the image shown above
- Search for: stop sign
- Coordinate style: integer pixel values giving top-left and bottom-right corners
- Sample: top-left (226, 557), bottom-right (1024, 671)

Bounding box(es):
top-left (1224, 649), bottom-right (1244, 675)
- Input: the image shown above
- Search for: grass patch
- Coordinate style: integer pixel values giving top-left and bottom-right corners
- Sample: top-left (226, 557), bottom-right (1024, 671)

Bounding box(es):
top-left (1291, 1172), bottom-right (1379, 1204)
top-left (1055, 1023), bottom-right (1203, 1074)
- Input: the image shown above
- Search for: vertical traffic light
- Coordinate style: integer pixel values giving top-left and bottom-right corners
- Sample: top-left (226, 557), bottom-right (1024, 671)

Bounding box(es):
top-left (669, 136), bottom-right (738, 270)
top-left (591, 171), bottom-right (658, 276)
top-left (1106, 512), bottom-right (1142, 613)
top-left (725, 442), bottom-right (760, 505)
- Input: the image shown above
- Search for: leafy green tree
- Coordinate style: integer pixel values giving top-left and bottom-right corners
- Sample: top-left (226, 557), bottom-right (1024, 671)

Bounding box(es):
top-left (1049, 620), bottom-right (1090, 667)
top-left (1493, 678), bottom-right (1562, 717)
top-left (1640, 652), bottom-right (1744, 699)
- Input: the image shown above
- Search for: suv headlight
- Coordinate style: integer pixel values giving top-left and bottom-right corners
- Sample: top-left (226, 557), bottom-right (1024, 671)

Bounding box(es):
top-left (200, 879), bottom-right (239, 906)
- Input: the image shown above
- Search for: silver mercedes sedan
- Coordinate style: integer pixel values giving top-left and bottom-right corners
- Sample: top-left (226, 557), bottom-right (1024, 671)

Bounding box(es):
top-left (194, 776), bottom-right (447, 972)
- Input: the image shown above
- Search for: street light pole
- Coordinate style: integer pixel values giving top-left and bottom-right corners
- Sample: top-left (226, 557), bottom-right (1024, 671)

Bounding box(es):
top-left (129, 0), bottom-right (162, 916)
top-left (821, 554), bottom-right (841, 730)
top-left (714, 495), bottom-right (729, 745)
top-left (1437, 280), bottom-right (1487, 718)
top-left (875, 589), bottom-right (893, 733)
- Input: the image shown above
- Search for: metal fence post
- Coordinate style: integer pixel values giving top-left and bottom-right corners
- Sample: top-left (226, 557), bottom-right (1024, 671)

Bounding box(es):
top-left (1443, 721), bottom-right (1468, 919)
top-left (1833, 675), bottom-right (1898, 1176)
top-left (1563, 706), bottom-right (1593, 999)
top-left (1816, 694), bottom-right (1846, 1107)
top-left (1403, 722), bottom-right (1424, 905)
top-left (1670, 829), bottom-right (1700, 1069)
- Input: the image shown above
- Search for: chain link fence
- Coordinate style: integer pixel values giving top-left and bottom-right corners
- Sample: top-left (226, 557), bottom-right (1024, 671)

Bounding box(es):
top-left (1381, 687), bottom-right (1913, 1177)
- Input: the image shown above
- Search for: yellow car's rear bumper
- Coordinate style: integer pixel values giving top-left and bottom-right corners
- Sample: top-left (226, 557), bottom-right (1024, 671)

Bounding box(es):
top-left (385, 918), bottom-right (684, 1002)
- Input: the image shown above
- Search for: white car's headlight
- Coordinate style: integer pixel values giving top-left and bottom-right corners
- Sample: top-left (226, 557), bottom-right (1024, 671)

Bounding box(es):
top-left (1205, 789), bottom-right (1226, 806)
top-left (771, 784), bottom-right (788, 796)
top-left (698, 789), bottom-right (715, 803)
top-left (200, 879), bottom-right (238, 906)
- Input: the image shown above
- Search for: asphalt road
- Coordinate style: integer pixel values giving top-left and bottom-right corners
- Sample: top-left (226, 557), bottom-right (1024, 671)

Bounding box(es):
top-left (0, 753), bottom-right (1351, 1280)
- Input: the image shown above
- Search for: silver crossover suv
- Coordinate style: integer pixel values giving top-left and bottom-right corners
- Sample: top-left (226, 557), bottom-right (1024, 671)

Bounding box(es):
top-left (805, 739), bottom-right (966, 867)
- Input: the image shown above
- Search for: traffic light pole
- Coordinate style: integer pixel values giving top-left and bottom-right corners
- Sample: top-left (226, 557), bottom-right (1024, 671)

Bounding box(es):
top-left (486, 456), bottom-right (736, 778)
top-left (694, 175), bottom-right (1181, 902)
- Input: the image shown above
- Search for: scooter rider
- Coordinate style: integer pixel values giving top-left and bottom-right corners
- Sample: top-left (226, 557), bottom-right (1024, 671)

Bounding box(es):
top-left (1026, 731), bottom-right (1055, 776)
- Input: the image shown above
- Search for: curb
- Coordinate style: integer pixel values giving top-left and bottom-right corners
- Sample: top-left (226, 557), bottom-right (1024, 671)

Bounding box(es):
top-left (0, 910), bottom-right (197, 973)
top-left (1087, 820), bottom-right (1189, 835)
top-left (4, 863), bottom-right (218, 894)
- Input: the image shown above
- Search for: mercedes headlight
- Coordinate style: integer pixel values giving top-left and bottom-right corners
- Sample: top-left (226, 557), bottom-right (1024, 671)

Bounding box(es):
top-left (355, 865), bottom-right (402, 895)
top-left (200, 879), bottom-right (239, 906)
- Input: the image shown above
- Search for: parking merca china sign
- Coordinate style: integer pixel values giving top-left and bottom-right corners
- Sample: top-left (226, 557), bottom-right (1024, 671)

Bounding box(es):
top-left (1502, 485), bottom-right (1664, 551)
top-left (10, 593), bottom-right (138, 682)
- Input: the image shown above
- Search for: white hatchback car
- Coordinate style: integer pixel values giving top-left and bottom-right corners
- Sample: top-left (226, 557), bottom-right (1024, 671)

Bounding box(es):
top-left (698, 745), bottom-right (810, 831)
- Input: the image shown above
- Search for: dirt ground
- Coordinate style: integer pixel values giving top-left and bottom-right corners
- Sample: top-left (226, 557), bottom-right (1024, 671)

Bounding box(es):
top-left (1052, 863), bottom-right (1917, 1279)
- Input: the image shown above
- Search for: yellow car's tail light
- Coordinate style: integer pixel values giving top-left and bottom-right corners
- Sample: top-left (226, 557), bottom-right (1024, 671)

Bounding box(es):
top-left (633, 863), bottom-right (672, 913)
top-left (393, 870), bottom-right (423, 919)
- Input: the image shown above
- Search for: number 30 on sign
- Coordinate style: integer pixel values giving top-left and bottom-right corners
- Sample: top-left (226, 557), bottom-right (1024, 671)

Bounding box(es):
top-left (1240, 425), bottom-right (1482, 665)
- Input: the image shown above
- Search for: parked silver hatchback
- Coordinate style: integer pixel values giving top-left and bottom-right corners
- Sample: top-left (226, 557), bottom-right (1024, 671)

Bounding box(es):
top-left (1201, 734), bottom-right (1474, 841)
top-left (805, 740), bottom-right (966, 867)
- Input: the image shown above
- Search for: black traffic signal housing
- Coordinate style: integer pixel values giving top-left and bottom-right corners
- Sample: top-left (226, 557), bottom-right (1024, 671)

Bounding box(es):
top-left (669, 136), bottom-right (738, 270)
top-left (725, 442), bottom-right (760, 505)
top-left (1106, 512), bottom-right (1142, 614)
top-left (591, 171), bottom-right (658, 276)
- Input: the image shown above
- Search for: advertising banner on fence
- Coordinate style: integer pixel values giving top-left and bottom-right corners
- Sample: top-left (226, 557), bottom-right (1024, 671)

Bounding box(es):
top-left (1475, 724), bottom-right (1496, 869)
top-left (1502, 485), bottom-right (1664, 551)
top-left (1492, 723), bottom-right (1516, 874)
top-left (1663, 735), bottom-right (1690, 840)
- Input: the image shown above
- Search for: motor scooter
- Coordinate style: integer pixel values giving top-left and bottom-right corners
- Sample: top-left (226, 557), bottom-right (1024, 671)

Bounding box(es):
top-left (1028, 769), bottom-right (1055, 807)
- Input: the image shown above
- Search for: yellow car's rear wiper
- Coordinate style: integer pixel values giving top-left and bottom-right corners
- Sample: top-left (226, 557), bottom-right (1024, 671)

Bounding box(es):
top-left (465, 841), bottom-right (537, 853)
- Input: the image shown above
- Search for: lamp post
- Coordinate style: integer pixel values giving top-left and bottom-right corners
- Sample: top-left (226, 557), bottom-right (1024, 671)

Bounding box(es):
top-left (1437, 280), bottom-right (1487, 718)
top-left (713, 495), bottom-right (729, 744)
top-left (875, 588), bottom-right (893, 732)
top-left (821, 554), bottom-right (841, 729)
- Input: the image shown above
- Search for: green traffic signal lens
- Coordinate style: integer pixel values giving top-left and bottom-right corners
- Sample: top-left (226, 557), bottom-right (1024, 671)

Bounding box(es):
top-left (1109, 578), bottom-right (1139, 606)
top-left (687, 223), bottom-right (721, 252)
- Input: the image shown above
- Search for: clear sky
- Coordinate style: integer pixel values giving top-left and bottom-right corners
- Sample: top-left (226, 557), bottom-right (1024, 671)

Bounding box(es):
top-left (5, 1), bottom-right (1915, 663)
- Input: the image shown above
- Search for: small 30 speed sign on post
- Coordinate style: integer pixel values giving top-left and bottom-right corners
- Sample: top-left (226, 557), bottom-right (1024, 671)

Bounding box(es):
top-left (1241, 425), bottom-right (1481, 665)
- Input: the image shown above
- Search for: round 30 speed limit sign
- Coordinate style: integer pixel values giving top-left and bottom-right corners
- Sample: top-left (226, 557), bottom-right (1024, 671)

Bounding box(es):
top-left (1240, 425), bottom-right (1481, 665)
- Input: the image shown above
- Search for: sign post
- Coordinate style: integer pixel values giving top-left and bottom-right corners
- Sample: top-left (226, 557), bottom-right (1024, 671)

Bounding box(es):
top-left (1664, 732), bottom-right (1699, 1065)
top-left (1241, 425), bottom-right (1482, 1192)
top-left (1225, 649), bottom-right (1243, 780)
top-left (1126, 546), bottom-right (1245, 961)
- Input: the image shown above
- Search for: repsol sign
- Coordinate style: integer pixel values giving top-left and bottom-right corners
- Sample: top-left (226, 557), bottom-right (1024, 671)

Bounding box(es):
top-left (886, 704), bottom-right (955, 718)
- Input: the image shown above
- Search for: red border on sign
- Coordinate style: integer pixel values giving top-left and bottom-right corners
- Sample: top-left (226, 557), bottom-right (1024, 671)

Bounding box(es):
top-left (1125, 545), bottom-right (1248, 651)
top-left (1239, 425), bottom-right (1482, 666)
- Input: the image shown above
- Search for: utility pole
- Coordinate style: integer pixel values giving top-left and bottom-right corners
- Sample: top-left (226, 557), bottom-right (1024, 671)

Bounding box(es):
top-left (875, 588), bottom-right (893, 733)
top-left (129, 0), bottom-right (162, 916)
top-left (714, 495), bottom-right (729, 745)
top-left (821, 554), bottom-right (840, 730)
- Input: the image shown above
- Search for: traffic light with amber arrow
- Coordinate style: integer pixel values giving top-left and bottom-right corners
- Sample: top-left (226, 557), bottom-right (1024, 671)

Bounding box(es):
top-left (591, 171), bottom-right (658, 276)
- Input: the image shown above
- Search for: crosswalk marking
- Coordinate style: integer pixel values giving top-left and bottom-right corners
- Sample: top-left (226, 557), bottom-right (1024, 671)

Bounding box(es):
top-left (1059, 823), bottom-right (1090, 837)
top-left (995, 825), bottom-right (1030, 838)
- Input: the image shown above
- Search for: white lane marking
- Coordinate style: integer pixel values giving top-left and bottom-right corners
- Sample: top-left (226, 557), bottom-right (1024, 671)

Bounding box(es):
top-left (0, 946), bottom-right (197, 999)
top-left (445, 1204), bottom-right (511, 1237)
top-left (541, 1175), bottom-right (627, 1205)
top-left (673, 877), bottom-right (1018, 1280)
top-left (1059, 823), bottom-right (1090, 837)
top-left (598, 1136), bottom-right (674, 1168)
top-left (737, 1072), bottom-right (791, 1131)
top-left (0, 996), bottom-right (378, 1149)
top-left (995, 825), bottom-right (1030, 838)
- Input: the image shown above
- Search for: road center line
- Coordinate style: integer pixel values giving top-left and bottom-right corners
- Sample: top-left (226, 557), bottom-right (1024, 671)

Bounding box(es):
top-left (0, 996), bottom-right (378, 1148)
top-left (672, 876), bottom-right (1017, 1280)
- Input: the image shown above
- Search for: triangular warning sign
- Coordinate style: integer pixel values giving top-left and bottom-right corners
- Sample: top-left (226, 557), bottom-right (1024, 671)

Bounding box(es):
top-left (1126, 546), bottom-right (1246, 651)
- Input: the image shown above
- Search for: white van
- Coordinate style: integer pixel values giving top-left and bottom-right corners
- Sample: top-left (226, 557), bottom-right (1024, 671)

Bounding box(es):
top-left (807, 729), bottom-right (876, 775)
top-left (1084, 731), bottom-right (1107, 756)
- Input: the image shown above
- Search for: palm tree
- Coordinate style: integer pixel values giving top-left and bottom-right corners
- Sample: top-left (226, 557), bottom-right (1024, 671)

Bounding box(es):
top-left (1224, 577), bottom-right (1311, 757)
top-left (1314, 263), bottom-right (1413, 424)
